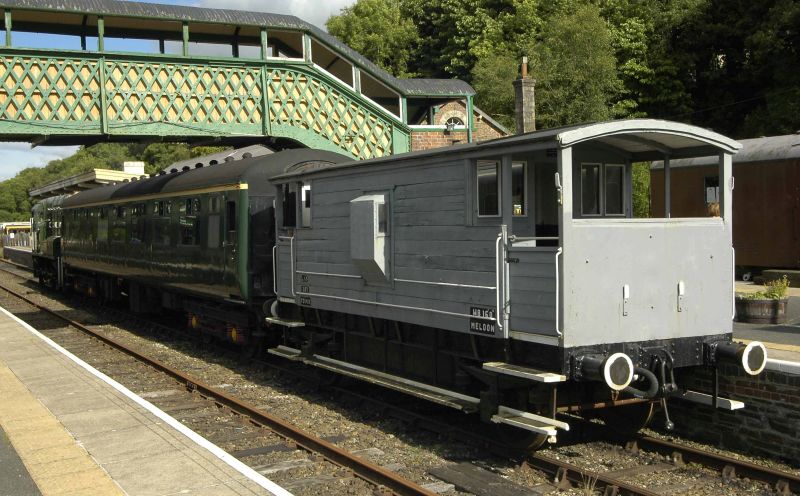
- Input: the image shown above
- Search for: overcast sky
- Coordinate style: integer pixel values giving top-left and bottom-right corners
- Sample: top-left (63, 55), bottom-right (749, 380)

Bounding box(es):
top-left (0, 0), bottom-right (356, 181)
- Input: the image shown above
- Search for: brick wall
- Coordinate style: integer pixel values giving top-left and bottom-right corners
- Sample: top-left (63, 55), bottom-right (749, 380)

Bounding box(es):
top-left (659, 364), bottom-right (800, 465)
top-left (411, 131), bottom-right (468, 151)
top-left (410, 100), bottom-right (507, 152)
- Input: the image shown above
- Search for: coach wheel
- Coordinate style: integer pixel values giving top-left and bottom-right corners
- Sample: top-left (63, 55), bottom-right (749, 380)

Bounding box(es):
top-left (493, 424), bottom-right (548, 452)
top-left (594, 401), bottom-right (655, 437)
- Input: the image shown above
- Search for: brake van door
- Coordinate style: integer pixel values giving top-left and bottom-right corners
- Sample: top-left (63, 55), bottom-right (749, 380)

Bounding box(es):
top-left (274, 235), bottom-right (295, 302)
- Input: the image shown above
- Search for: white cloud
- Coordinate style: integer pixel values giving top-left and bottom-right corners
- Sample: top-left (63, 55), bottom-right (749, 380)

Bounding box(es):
top-left (195, 0), bottom-right (355, 30)
top-left (0, 144), bottom-right (79, 181)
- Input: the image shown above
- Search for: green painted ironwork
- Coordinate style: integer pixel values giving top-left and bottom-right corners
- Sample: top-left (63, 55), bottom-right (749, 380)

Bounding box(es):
top-left (0, 48), bottom-right (409, 160)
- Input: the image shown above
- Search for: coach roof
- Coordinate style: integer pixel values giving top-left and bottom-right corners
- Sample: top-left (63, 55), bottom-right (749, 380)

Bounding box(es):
top-left (62, 149), bottom-right (348, 208)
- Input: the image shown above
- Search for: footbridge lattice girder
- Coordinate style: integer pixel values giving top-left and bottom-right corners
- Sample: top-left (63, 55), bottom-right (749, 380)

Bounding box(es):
top-left (0, 49), bottom-right (406, 160)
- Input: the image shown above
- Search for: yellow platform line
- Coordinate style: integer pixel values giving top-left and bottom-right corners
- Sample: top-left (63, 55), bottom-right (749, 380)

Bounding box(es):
top-left (0, 365), bottom-right (124, 496)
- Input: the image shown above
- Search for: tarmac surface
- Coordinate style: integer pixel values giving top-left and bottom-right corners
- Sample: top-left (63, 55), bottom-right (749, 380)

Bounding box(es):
top-left (0, 425), bottom-right (41, 496)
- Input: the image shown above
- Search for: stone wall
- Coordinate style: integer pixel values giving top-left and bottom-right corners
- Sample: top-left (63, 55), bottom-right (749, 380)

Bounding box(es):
top-left (660, 362), bottom-right (800, 465)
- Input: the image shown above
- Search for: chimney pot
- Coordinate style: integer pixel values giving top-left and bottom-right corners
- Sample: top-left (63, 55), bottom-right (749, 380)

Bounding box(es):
top-left (521, 56), bottom-right (528, 79)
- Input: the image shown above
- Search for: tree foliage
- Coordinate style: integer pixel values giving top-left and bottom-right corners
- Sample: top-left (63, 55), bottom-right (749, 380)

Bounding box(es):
top-left (0, 143), bottom-right (226, 221)
top-left (326, 0), bottom-right (800, 138)
top-left (327, 0), bottom-right (420, 78)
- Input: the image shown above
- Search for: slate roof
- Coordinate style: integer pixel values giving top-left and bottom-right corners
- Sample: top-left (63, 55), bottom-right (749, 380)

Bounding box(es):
top-left (652, 133), bottom-right (800, 169)
top-left (0, 0), bottom-right (475, 97)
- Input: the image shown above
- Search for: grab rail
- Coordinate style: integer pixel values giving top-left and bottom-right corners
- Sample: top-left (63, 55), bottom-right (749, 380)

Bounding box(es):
top-left (555, 247), bottom-right (563, 336)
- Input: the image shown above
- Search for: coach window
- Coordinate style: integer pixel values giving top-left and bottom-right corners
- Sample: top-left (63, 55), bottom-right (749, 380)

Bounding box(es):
top-left (225, 200), bottom-right (237, 243)
top-left (179, 198), bottom-right (199, 246)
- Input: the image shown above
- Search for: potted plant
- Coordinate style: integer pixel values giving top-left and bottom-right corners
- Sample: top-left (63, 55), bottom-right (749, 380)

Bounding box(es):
top-left (735, 275), bottom-right (790, 324)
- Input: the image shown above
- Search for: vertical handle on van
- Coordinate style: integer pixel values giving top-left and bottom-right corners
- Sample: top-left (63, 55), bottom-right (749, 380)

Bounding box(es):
top-left (677, 280), bottom-right (685, 312)
top-left (622, 284), bottom-right (630, 317)
top-left (554, 172), bottom-right (563, 205)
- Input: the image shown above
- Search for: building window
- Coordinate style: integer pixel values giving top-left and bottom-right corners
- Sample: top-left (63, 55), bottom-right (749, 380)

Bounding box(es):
top-left (477, 161), bottom-right (500, 217)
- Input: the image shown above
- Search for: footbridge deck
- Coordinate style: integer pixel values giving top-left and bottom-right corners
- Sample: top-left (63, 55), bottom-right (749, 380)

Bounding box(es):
top-left (0, 0), bottom-right (476, 160)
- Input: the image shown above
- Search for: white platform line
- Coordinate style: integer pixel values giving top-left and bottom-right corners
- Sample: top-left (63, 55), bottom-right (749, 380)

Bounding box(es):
top-left (0, 304), bottom-right (292, 496)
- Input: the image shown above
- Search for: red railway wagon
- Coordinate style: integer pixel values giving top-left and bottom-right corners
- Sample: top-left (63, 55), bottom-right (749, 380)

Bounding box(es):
top-left (651, 133), bottom-right (800, 270)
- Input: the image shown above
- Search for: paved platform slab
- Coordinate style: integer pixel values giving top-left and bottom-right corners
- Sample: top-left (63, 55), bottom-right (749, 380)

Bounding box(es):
top-left (0, 306), bottom-right (289, 496)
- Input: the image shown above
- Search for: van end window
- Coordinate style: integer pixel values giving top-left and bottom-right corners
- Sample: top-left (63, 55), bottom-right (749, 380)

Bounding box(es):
top-left (282, 184), bottom-right (297, 227)
top-left (605, 164), bottom-right (625, 215)
top-left (512, 162), bottom-right (526, 216)
top-left (477, 161), bottom-right (500, 217)
top-left (581, 163), bottom-right (601, 215)
top-left (300, 183), bottom-right (311, 228)
top-left (377, 202), bottom-right (387, 233)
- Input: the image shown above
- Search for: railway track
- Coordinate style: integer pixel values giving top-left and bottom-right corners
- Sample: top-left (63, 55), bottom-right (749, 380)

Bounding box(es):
top-left (1, 260), bottom-right (797, 496)
top-left (0, 267), bottom-right (434, 496)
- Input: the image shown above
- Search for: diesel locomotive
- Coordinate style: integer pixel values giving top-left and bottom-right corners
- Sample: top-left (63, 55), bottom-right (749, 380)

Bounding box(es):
top-left (31, 119), bottom-right (767, 449)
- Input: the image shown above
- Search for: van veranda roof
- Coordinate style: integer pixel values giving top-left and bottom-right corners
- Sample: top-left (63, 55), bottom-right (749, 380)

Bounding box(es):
top-left (273, 119), bottom-right (743, 181)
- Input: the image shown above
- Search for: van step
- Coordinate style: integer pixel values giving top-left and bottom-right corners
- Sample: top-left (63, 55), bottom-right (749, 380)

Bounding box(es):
top-left (483, 362), bottom-right (567, 383)
top-left (490, 406), bottom-right (569, 437)
top-left (267, 345), bottom-right (303, 361)
top-left (264, 316), bottom-right (305, 328)
top-left (678, 390), bottom-right (745, 410)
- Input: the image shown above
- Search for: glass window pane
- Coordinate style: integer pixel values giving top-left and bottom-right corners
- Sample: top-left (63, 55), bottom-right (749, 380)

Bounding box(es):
top-left (300, 184), bottom-right (311, 228)
top-left (512, 162), bottom-right (526, 216)
top-left (581, 164), bottom-right (600, 215)
top-left (477, 161), bottom-right (499, 216)
top-left (605, 164), bottom-right (624, 215)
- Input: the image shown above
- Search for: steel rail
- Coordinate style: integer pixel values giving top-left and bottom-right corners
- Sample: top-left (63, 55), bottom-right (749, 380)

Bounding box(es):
top-left (634, 435), bottom-right (799, 494)
top-left (526, 454), bottom-right (661, 496)
top-left (3, 261), bottom-right (798, 495)
top-left (0, 279), bottom-right (435, 496)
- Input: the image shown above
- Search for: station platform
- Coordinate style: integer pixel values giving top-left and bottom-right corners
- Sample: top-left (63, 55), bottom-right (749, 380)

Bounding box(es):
top-left (0, 306), bottom-right (288, 496)
top-left (733, 282), bottom-right (800, 366)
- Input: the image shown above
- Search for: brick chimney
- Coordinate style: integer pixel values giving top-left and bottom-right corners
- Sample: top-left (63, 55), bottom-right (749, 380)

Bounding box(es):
top-left (513, 57), bottom-right (536, 134)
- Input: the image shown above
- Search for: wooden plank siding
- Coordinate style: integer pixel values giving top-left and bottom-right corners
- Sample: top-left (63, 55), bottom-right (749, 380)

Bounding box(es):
top-left (508, 247), bottom-right (558, 336)
top-left (282, 158), bottom-right (558, 339)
